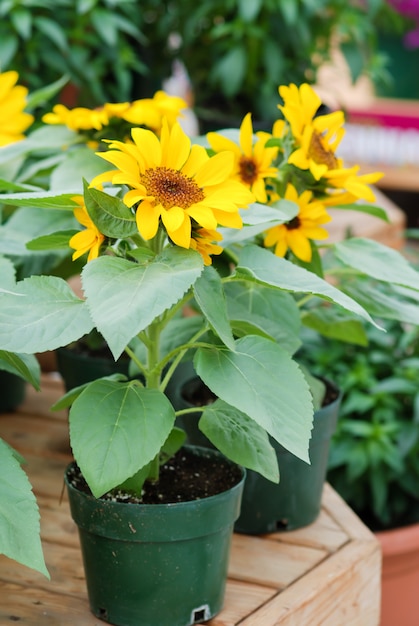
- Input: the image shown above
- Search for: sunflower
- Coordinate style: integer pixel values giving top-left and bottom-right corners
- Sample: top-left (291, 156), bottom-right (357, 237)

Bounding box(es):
top-left (42, 104), bottom-right (110, 131)
top-left (321, 166), bottom-right (383, 204)
top-left (0, 70), bottom-right (34, 146)
top-left (189, 228), bottom-right (223, 266)
top-left (206, 113), bottom-right (278, 203)
top-left (91, 120), bottom-right (254, 250)
top-left (121, 91), bottom-right (187, 134)
top-left (264, 184), bottom-right (331, 262)
top-left (69, 196), bottom-right (106, 262)
top-left (278, 83), bottom-right (345, 181)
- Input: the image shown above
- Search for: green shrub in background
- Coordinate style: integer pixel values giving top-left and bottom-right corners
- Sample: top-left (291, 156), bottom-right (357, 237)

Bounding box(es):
top-left (300, 319), bottom-right (419, 531)
top-left (166, 0), bottom-right (395, 127)
top-left (0, 0), bottom-right (174, 109)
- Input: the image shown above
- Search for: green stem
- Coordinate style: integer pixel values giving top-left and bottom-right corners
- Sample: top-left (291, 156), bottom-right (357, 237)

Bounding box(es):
top-left (175, 407), bottom-right (205, 418)
top-left (159, 340), bottom-right (215, 393)
top-left (124, 344), bottom-right (147, 379)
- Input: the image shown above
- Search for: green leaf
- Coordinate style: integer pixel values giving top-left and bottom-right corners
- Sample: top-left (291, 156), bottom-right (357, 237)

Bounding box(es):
top-left (236, 245), bottom-right (377, 327)
top-left (83, 183), bottom-right (137, 239)
top-left (220, 200), bottom-right (298, 244)
top-left (26, 230), bottom-right (77, 251)
top-left (225, 281), bottom-right (302, 354)
top-left (238, 0), bottom-right (263, 21)
top-left (10, 8), bottom-right (32, 39)
top-left (0, 276), bottom-right (93, 353)
top-left (34, 16), bottom-right (68, 53)
top-left (91, 8), bottom-right (118, 46)
top-left (51, 373), bottom-right (128, 411)
top-left (195, 335), bottom-right (313, 462)
top-left (193, 266), bottom-right (235, 350)
top-left (0, 191), bottom-right (78, 210)
top-left (200, 399), bottom-right (279, 482)
top-left (0, 439), bottom-right (49, 578)
top-left (343, 282), bottom-right (419, 325)
top-left (331, 203), bottom-right (389, 222)
top-left (301, 308), bottom-right (368, 346)
top-left (334, 238), bottom-right (419, 291)
top-left (0, 351), bottom-right (40, 390)
top-left (83, 247), bottom-right (204, 359)
top-left (25, 75), bottom-right (69, 112)
top-left (50, 148), bottom-right (110, 193)
top-left (70, 380), bottom-right (176, 497)
top-left (160, 427), bottom-right (187, 464)
top-left (212, 46), bottom-right (246, 97)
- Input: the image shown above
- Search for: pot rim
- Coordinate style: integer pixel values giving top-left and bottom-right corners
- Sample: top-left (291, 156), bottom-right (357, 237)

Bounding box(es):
top-left (376, 521), bottom-right (419, 556)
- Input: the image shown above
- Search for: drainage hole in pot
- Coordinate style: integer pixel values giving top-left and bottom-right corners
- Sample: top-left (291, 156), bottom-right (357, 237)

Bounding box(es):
top-left (275, 518), bottom-right (289, 530)
top-left (192, 604), bottom-right (210, 623)
top-left (97, 608), bottom-right (108, 620)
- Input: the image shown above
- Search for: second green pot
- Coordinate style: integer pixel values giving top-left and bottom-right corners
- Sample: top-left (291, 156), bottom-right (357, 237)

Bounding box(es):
top-left (166, 361), bottom-right (342, 533)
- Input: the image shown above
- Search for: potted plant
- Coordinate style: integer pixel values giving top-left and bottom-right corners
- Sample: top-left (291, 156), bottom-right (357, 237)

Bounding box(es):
top-left (300, 317), bottom-right (419, 626)
top-left (2, 80), bottom-right (419, 624)
top-left (0, 114), bottom-right (313, 626)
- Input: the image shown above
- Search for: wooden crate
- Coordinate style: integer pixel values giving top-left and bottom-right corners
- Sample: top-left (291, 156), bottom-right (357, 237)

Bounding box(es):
top-left (0, 376), bottom-right (381, 625)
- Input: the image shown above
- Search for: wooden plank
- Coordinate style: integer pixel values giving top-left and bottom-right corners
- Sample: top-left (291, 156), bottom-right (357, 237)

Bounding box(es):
top-left (210, 580), bottom-right (277, 626)
top-left (0, 413), bottom-right (71, 459)
top-left (322, 483), bottom-right (378, 542)
top-left (268, 507), bottom-right (349, 553)
top-left (0, 542), bottom-right (87, 599)
top-left (228, 534), bottom-right (328, 589)
top-left (0, 574), bottom-right (274, 626)
top-left (0, 581), bottom-right (98, 626)
top-left (38, 494), bottom-right (80, 550)
top-left (238, 540), bottom-right (381, 626)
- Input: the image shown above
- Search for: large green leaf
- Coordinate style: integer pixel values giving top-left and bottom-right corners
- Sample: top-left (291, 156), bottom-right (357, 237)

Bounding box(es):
top-left (0, 191), bottom-right (77, 210)
top-left (200, 399), bottom-right (279, 482)
top-left (83, 183), bottom-right (137, 239)
top-left (334, 238), bottom-right (419, 290)
top-left (195, 335), bottom-right (313, 462)
top-left (70, 380), bottom-right (176, 497)
top-left (193, 266), bottom-right (235, 350)
top-left (49, 148), bottom-right (110, 193)
top-left (0, 275), bottom-right (93, 353)
top-left (0, 439), bottom-right (49, 577)
top-left (83, 247), bottom-right (204, 359)
top-left (224, 281), bottom-right (301, 354)
top-left (0, 351), bottom-right (40, 389)
top-left (343, 282), bottom-right (419, 325)
top-left (301, 308), bottom-right (368, 346)
top-left (219, 199), bottom-right (298, 244)
top-left (236, 244), bottom-right (377, 326)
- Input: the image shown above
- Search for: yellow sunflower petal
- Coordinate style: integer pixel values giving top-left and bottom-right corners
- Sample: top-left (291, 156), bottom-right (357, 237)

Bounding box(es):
top-left (135, 200), bottom-right (161, 240)
top-left (194, 151), bottom-right (234, 187)
top-left (168, 216), bottom-right (191, 248)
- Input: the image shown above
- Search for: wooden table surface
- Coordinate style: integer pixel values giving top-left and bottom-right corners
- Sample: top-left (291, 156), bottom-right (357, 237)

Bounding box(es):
top-left (0, 374), bottom-right (382, 625)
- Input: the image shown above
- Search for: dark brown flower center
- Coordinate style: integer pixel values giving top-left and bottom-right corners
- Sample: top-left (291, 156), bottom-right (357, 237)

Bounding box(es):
top-left (141, 167), bottom-right (204, 209)
top-left (309, 131), bottom-right (338, 170)
top-left (286, 216), bottom-right (301, 230)
top-left (239, 156), bottom-right (258, 185)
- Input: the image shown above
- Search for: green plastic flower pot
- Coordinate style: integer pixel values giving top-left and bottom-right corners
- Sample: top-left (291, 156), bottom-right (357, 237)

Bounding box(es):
top-left (236, 382), bottom-right (341, 533)
top-left (0, 370), bottom-right (26, 413)
top-left (65, 447), bottom-right (245, 626)
top-left (166, 361), bottom-right (341, 533)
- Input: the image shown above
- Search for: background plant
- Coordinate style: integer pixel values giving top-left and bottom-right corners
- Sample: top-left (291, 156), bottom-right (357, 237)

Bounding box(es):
top-left (300, 318), bottom-right (419, 531)
top-left (166, 0), bottom-right (392, 127)
top-left (0, 0), bottom-right (174, 112)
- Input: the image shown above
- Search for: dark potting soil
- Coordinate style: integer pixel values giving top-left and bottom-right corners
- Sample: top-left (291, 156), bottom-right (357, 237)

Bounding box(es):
top-left (67, 448), bottom-right (242, 505)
